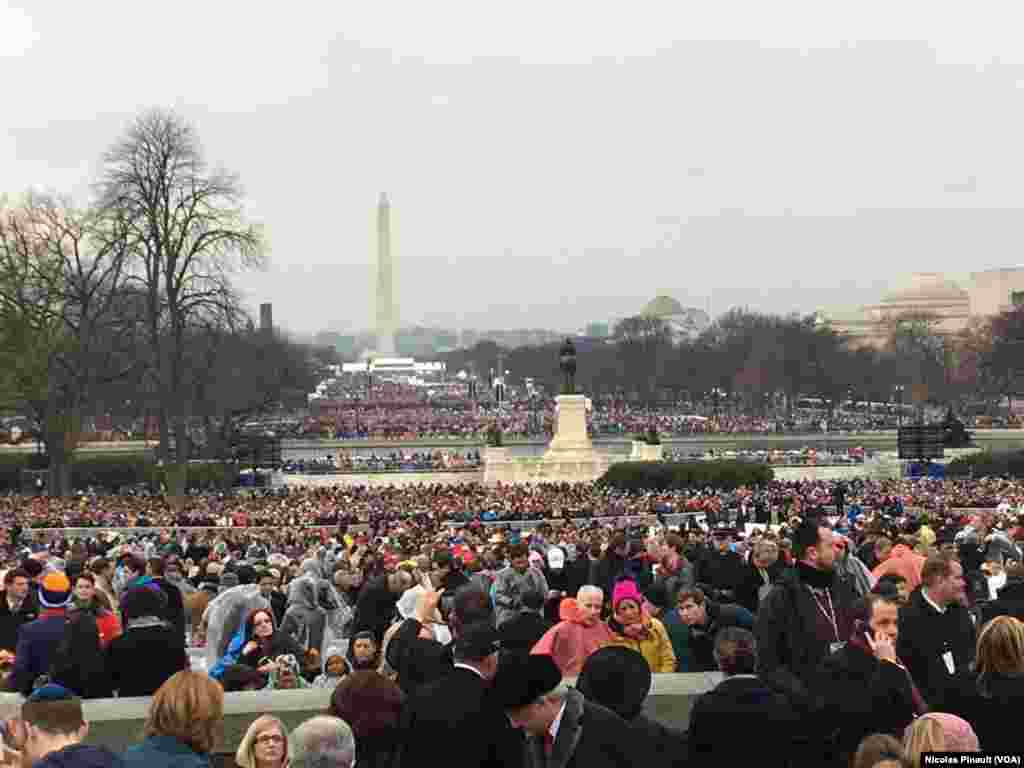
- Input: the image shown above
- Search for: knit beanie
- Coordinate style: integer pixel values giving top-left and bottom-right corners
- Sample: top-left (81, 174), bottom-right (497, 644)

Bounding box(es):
top-left (38, 572), bottom-right (71, 609)
top-left (612, 580), bottom-right (643, 612)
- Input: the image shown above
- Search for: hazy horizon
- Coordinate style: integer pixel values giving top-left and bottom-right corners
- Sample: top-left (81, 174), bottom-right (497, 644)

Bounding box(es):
top-left (5, 3), bottom-right (1024, 335)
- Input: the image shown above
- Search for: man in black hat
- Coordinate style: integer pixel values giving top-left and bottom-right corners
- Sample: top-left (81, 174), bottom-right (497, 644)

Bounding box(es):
top-left (491, 653), bottom-right (639, 768)
top-left (395, 622), bottom-right (520, 768)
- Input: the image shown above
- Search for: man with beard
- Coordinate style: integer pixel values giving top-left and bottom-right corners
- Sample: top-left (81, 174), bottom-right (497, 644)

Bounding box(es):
top-left (754, 518), bottom-right (857, 706)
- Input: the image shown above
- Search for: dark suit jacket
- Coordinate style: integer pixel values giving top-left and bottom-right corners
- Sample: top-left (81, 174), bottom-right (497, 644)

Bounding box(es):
top-left (522, 688), bottom-right (637, 768)
top-left (499, 611), bottom-right (552, 655)
top-left (628, 713), bottom-right (687, 768)
top-left (396, 667), bottom-right (522, 768)
top-left (955, 673), bottom-right (1024, 754)
top-left (106, 625), bottom-right (188, 697)
top-left (812, 643), bottom-right (918, 765)
top-left (981, 579), bottom-right (1024, 624)
top-left (896, 588), bottom-right (976, 710)
top-left (687, 675), bottom-right (801, 768)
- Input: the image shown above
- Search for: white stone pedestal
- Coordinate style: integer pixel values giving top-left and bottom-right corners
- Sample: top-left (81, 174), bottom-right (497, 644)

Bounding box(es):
top-left (629, 441), bottom-right (664, 462)
top-left (482, 395), bottom-right (612, 484)
top-left (545, 395), bottom-right (595, 459)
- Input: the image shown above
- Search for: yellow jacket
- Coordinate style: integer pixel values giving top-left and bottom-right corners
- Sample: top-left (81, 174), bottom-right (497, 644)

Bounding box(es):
top-left (607, 616), bottom-right (677, 673)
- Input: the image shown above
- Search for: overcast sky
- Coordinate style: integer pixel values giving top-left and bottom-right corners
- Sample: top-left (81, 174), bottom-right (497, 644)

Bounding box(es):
top-left (4, 1), bottom-right (1024, 335)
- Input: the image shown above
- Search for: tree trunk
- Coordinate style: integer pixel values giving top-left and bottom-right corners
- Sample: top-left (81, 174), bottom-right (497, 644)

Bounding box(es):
top-left (157, 403), bottom-right (171, 463)
top-left (43, 429), bottom-right (73, 497)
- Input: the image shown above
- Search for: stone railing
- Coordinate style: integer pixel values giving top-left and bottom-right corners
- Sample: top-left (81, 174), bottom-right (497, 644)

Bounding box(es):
top-left (0, 673), bottom-right (718, 754)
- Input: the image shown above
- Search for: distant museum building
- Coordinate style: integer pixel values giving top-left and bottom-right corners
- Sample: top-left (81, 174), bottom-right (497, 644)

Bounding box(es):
top-left (817, 269), bottom-right (1024, 348)
top-left (640, 295), bottom-right (712, 342)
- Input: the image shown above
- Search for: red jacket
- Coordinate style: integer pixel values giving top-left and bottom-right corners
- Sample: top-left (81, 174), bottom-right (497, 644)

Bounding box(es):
top-left (94, 610), bottom-right (122, 647)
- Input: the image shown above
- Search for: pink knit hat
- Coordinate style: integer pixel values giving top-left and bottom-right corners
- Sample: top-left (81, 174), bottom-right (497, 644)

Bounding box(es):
top-left (612, 580), bottom-right (643, 611)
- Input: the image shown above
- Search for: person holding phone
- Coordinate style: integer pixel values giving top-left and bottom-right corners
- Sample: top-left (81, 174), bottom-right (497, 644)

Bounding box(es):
top-left (810, 593), bottom-right (926, 766)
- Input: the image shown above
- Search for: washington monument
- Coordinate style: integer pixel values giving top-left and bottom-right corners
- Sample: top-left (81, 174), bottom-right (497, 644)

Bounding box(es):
top-left (375, 192), bottom-right (396, 356)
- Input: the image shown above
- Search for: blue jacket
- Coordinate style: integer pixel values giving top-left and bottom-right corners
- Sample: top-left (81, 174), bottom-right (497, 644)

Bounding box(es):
top-left (122, 736), bottom-right (209, 768)
top-left (208, 624), bottom-right (246, 681)
top-left (10, 611), bottom-right (67, 695)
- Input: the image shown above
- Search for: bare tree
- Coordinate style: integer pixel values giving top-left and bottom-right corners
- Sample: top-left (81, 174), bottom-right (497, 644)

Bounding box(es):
top-left (0, 194), bottom-right (138, 494)
top-left (96, 109), bottom-right (265, 504)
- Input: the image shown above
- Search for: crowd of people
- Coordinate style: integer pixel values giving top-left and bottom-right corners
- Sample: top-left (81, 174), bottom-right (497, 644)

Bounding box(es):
top-left (281, 451), bottom-right (482, 475)
top-left (0, 488), bottom-right (1022, 766)
top-left (307, 402), bottom-right (912, 441)
top-left (303, 382), bottom-right (938, 440)
top-left (665, 446), bottom-right (877, 465)
top-left (5, 476), bottom-right (1024, 532)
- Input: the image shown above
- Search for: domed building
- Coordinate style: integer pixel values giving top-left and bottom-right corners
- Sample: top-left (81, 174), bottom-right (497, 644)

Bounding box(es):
top-left (640, 295), bottom-right (711, 342)
top-left (818, 269), bottom-right (1024, 348)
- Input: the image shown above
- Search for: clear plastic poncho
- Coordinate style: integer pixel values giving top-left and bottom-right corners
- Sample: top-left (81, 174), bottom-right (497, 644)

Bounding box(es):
top-left (203, 583), bottom-right (271, 671)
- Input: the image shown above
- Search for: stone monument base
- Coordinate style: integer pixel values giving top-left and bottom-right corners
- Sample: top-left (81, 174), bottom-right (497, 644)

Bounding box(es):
top-left (629, 440), bottom-right (664, 461)
top-left (484, 395), bottom-right (612, 484)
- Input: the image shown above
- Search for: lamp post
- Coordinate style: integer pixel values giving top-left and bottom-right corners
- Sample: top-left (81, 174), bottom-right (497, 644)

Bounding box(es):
top-left (895, 385), bottom-right (905, 429)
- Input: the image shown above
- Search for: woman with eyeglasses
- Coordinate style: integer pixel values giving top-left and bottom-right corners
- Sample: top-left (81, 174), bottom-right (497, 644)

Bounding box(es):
top-left (237, 715), bottom-right (290, 768)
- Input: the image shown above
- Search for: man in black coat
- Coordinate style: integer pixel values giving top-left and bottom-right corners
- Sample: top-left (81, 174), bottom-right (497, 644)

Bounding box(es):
top-left (147, 557), bottom-right (186, 639)
top-left (395, 623), bottom-right (521, 768)
top-left (499, 589), bottom-right (552, 655)
top-left (493, 653), bottom-right (639, 768)
top-left (812, 594), bottom-right (925, 766)
top-left (352, 570), bottom-right (414, 645)
top-left (694, 527), bottom-right (746, 602)
top-left (687, 627), bottom-right (802, 768)
top-left (981, 564), bottom-right (1024, 624)
top-left (754, 519), bottom-right (857, 706)
top-left (897, 554), bottom-right (976, 711)
top-left (387, 585), bottom-right (492, 693)
top-left (106, 585), bottom-right (188, 697)
top-left (0, 568), bottom-right (37, 654)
